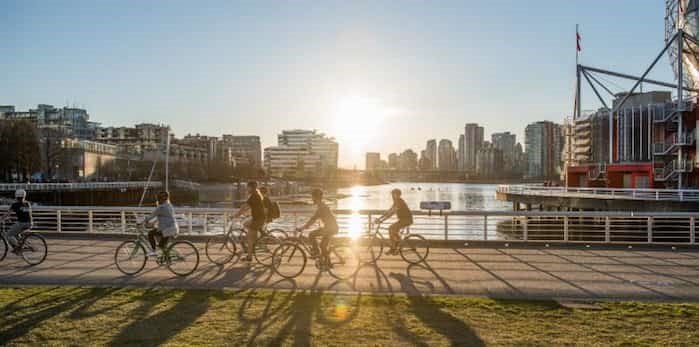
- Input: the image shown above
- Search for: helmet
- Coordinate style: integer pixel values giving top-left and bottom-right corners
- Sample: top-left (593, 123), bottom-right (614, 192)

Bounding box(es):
top-left (15, 189), bottom-right (26, 198)
top-left (391, 188), bottom-right (402, 197)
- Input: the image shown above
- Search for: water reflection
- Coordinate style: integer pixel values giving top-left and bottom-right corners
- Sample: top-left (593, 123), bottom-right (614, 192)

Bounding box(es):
top-left (347, 186), bottom-right (365, 239)
top-left (335, 183), bottom-right (507, 211)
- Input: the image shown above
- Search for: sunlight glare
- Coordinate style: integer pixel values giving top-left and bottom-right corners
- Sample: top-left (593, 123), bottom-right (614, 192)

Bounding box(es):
top-left (332, 95), bottom-right (387, 155)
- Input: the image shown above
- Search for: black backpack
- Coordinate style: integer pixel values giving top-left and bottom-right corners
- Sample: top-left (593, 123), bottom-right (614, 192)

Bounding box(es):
top-left (268, 200), bottom-right (281, 219)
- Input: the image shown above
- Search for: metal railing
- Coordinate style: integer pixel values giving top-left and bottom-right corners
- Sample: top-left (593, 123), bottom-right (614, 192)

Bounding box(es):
top-left (0, 205), bottom-right (697, 245)
top-left (0, 181), bottom-right (162, 192)
top-left (498, 184), bottom-right (699, 201)
top-left (653, 132), bottom-right (696, 155)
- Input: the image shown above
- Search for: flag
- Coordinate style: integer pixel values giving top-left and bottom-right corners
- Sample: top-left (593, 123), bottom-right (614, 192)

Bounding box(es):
top-left (576, 31), bottom-right (581, 52)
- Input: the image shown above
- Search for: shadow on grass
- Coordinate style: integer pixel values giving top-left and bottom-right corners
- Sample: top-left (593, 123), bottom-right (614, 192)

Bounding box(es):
top-left (107, 289), bottom-right (211, 346)
top-left (390, 272), bottom-right (486, 347)
top-left (0, 287), bottom-right (118, 343)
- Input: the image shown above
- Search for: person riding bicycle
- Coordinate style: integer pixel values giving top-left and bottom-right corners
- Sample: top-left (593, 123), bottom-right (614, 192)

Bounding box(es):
top-left (296, 189), bottom-right (338, 261)
top-left (233, 181), bottom-right (266, 262)
top-left (0, 189), bottom-right (32, 254)
top-left (141, 191), bottom-right (179, 257)
top-left (375, 188), bottom-right (413, 255)
top-left (259, 186), bottom-right (281, 223)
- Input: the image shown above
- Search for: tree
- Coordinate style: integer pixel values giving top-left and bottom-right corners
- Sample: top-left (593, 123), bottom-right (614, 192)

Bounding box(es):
top-left (39, 127), bottom-right (68, 180)
top-left (0, 120), bottom-right (41, 181)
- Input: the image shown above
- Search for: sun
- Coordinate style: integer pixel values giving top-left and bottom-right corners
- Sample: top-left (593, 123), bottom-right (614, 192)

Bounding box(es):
top-left (332, 95), bottom-right (386, 153)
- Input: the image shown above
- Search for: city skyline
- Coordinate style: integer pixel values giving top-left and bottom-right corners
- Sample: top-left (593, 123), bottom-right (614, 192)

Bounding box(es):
top-left (2, 1), bottom-right (677, 168)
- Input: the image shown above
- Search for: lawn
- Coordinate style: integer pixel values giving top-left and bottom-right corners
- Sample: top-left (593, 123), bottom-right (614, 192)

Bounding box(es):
top-left (1, 287), bottom-right (698, 346)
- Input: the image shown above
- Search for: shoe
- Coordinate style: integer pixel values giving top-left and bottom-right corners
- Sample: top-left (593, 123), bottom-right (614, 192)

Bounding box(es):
top-left (147, 251), bottom-right (158, 258)
top-left (243, 255), bottom-right (253, 262)
top-left (10, 247), bottom-right (20, 255)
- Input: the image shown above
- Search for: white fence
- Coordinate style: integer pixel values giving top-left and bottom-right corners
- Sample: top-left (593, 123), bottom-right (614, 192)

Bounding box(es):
top-left (498, 184), bottom-right (699, 202)
top-left (0, 181), bottom-right (162, 192)
top-left (1, 205), bottom-right (697, 245)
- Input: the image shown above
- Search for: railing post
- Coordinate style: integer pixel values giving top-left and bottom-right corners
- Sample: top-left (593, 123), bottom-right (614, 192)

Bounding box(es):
top-left (563, 216), bottom-right (569, 242)
top-left (483, 215), bottom-right (488, 241)
top-left (691, 217), bottom-right (695, 244)
top-left (444, 215), bottom-right (448, 240)
top-left (88, 211), bottom-right (93, 233)
top-left (57, 210), bottom-right (62, 233)
top-left (188, 212), bottom-right (193, 234)
top-left (656, 191), bottom-right (660, 200)
top-left (203, 213), bottom-right (208, 234)
top-left (604, 217), bottom-right (611, 243)
top-left (223, 212), bottom-right (228, 233)
top-left (368, 213), bottom-right (373, 232)
top-left (647, 217), bottom-right (653, 243)
top-left (523, 216), bottom-right (528, 241)
top-left (121, 211), bottom-right (126, 233)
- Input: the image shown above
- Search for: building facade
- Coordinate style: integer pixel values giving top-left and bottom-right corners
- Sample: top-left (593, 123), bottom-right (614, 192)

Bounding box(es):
top-left (491, 131), bottom-right (517, 173)
top-left (525, 121), bottom-right (564, 179)
top-left (437, 139), bottom-right (457, 171)
top-left (365, 152), bottom-right (381, 171)
top-left (264, 129), bottom-right (338, 178)
top-left (463, 123), bottom-right (484, 173)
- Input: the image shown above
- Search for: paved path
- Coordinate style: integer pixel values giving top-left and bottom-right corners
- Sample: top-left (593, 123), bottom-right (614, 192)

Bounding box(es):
top-left (1, 237), bottom-right (699, 301)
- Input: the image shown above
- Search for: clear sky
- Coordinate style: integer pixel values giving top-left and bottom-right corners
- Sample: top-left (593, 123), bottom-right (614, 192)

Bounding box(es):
top-left (1, 0), bottom-right (678, 168)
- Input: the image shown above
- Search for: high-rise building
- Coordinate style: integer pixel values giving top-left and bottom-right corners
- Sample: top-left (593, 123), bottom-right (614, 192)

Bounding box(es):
top-left (265, 129), bottom-right (338, 177)
top-left (525, 121), bottom-right (564, 178)
top-left (388, 153), bottom-right (399, 169)
top-left (491, 131), bottom-right (517, 173)
top-left (476, 141), bottom-right (503, 178)
top-left (398, 149), bottom-right (418, 170)
top-left (437, 139), bottom-right (457, 171)
top-left (457, 134), bottom-right (465, 171)
top-left (365, 152), bottom-right (381, 171)
top-left (424, 139), bottom-right (437, 170)
top-left (464, 123), bottom-right (484, 172)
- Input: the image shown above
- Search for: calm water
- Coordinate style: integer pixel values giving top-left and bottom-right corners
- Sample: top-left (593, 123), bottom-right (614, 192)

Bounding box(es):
top-left (335, 182), bottom-right (509, 211)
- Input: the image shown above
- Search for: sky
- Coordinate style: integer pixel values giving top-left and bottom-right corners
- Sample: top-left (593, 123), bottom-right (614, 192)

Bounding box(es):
top-left (1, 0), bottom-right (679, 168)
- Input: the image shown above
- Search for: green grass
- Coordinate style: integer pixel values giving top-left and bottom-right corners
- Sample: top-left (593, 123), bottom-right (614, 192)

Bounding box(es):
top-left (1, 287), bottom-right (698, 346)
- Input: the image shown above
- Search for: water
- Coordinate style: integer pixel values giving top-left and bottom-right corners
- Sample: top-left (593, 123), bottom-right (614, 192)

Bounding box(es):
top-left (334, 182), bottom-right (509, 211)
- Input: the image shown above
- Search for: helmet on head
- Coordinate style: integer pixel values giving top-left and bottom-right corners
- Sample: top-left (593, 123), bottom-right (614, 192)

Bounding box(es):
top-left (15, 189), bottom-right (26, 199)
top-left (391, 188), bottom-right (402, 197)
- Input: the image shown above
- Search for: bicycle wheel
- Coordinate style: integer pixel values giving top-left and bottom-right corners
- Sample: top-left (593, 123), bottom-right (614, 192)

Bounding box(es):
top-left (358, 232), bottom-right (384, 264)
top-left (399, 234), bottom-right (429, 264)
top-left (327, 244), bottom-right (360, 280)
top-left (20, 233), bottom-right (47, 266)
top-left (271, 242), bottom-right (306, 279)
top-left (253, 234), bottom-right (282, 267)
top-left (0, 236), bottom-right (7, 262)
top-left (115, 240), bottom-right (147, 275)
top-left (166, 240), bottom-right (200, 276)
top-left (205, 233), bottom-right (237, 265)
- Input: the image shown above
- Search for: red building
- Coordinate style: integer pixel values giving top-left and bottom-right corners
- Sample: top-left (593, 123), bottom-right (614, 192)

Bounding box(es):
top-left (566, 92), bottom-right (699, 189)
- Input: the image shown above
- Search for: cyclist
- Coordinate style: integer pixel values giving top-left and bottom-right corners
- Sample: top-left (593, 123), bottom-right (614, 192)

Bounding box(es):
top-left (141, 191), bottom-right (179, 257)
top-left (375, 188), bottom-right (413, 255)
top-left (233, 181), bottom-right (266, 261)
top-left (0, 189), bottom-right (32, 254)
top-left (296, 189), bottom-right (338, 261)
top-left (259, 186), bottom-right (281, 223)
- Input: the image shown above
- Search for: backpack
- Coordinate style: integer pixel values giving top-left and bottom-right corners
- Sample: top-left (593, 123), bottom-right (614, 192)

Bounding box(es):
top-left (268, 200), bottom-right (281, 220)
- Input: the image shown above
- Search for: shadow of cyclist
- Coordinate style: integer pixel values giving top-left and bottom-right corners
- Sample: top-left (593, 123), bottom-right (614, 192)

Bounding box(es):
top-left (389, 272), bottom-right (485, 347)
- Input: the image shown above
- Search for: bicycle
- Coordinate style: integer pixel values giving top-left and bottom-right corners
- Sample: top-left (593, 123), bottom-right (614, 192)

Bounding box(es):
top-left (205, 219), bottom-right (288, 267)
top-left (372, 221), bottom-right (429, 264)
top-left (356, 222), bottom-right (386, 264)
top-left (114, 224), bottom-right (200, 276)
top-left (0, 221), bottom-right (48, 266)
top-left (271, 229), bottom-right (360, 280)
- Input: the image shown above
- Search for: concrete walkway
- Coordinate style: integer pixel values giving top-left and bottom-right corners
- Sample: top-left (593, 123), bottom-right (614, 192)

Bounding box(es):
top-left (1, 237), bottom-right (699, 301)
